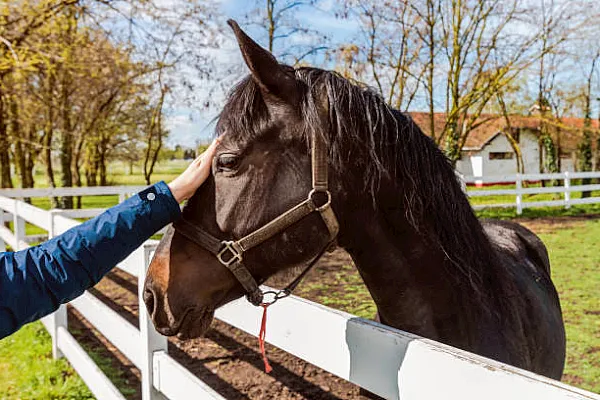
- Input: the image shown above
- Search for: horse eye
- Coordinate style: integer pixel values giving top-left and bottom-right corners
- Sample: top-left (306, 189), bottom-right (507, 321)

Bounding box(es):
top-left (217, 154), bottom-right (240, 172)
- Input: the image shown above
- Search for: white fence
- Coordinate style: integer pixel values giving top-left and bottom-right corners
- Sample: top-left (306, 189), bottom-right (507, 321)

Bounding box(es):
top-left (464, 171), bottom-right (600, 215)
top-left (0, 186), bottom-right (598, 400)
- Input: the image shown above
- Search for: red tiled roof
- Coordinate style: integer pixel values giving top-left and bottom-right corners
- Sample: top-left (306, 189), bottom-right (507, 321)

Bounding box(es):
top-left (408, 112), bottom-right (600, 153)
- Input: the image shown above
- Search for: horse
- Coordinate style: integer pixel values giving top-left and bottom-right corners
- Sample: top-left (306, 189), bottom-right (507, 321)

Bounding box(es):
top-left (143, 20), bottom-right (566, 379)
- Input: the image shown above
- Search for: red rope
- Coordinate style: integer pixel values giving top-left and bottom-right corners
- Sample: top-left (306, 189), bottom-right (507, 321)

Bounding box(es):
top-left (258, 304), bottom-right (273, 373)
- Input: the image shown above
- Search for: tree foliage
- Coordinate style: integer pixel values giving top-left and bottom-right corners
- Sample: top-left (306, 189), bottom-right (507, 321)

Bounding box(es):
top-left (0, 0), bottom-right (218, 200)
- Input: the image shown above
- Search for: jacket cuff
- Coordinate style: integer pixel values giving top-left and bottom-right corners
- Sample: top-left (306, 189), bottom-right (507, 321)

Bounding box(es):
top-left (138, 181), bottom-right (182, 223)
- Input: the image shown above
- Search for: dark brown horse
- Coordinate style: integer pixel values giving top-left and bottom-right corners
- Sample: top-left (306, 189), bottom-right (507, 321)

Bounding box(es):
top-left (144, 21), bottom-right (566, 379)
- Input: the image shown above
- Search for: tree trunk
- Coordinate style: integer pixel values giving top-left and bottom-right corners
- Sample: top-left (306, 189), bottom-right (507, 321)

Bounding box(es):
top-left (23, 127), bottom-right (36, 204)
top-left (143, 89), bottom-right (166, 185)
top-left (59, 86), bottom-right (74, 209)
top-left (84, 142), bottom-right (99, 187)
top-left (98, 138), bottom-right (108, 186)
top-left (43, 119), bottom-right (59, 208)
top-left (542, 133), bottom-right (559, 187)
top-left (444, 119), bottom-right (462, 166)
top-left (0, 91), bottom-right (13, 188)
top-left (497, 93), bottom-right (524, 174)
top-left (8, 96), bottom-right (26, 189)
top-left (73, 131), bottom-right (85, 208)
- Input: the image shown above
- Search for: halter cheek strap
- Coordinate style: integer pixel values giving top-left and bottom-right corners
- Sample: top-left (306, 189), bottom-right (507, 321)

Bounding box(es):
top-left (173, 130), bottom-right (339, 307)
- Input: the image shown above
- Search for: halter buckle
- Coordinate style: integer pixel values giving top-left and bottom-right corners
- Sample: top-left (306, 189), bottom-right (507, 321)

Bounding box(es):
top-left (217, 241), bottom-right (243, 266)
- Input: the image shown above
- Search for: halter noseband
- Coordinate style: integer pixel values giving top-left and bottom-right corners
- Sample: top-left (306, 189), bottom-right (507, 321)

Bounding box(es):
top-left (173, 131), bottom-right (339, 306)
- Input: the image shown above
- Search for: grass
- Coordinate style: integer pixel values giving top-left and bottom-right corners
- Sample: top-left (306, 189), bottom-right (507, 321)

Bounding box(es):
top-left (0, 322), bottom-right (137, 399)
top-left (475, 203), bottom-right (600, 219)
top-left (0, 323), bottom-right (93, 399)
top-left (295, 263), bottom-right (377, 319)
top-left (538, 220), bottom-right (600, 392)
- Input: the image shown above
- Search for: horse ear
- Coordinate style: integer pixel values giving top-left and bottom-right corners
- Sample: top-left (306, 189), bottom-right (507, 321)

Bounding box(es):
top-left (227, 19), bottom-right (298, 102)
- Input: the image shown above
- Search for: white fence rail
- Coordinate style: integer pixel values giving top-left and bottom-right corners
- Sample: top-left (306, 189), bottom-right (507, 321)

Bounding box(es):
top-left (463, 171), bottom-right (600, 215)
top-left (0, 186), bottom-right (598, 400)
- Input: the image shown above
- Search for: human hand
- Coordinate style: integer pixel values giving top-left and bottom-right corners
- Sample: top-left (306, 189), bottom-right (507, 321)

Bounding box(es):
top-left (168, 137), bottom-right (220, 203)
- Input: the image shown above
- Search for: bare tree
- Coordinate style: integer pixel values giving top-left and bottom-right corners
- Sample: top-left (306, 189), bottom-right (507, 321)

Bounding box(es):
top-left (241, 0), bottom-right (328, 65)
top-left (338, 0), bottom-right (427, 111)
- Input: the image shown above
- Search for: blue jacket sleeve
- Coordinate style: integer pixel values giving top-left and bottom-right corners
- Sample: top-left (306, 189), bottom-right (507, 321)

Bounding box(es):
top-left (0, 181), bottom-right (182, 339)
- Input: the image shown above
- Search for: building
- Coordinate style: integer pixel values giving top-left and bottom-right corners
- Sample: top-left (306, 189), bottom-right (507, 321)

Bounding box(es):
top-left (409, 112), bottom-right (599, 177)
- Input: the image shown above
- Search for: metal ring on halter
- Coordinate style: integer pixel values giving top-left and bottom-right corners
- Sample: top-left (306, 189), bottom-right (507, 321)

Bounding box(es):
top-left (308, 189), bottom-right (332, 212)
top-left (260, 289), bottom-right (291, 306)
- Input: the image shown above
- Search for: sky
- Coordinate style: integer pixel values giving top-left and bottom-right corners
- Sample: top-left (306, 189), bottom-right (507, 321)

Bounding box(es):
top-left (164, 0), bottom-right (355, 147)
top-left (156, 0), bottom-right (600, 147)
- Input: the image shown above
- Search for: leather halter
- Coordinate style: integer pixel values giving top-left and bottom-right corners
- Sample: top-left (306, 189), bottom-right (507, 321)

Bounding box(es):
top-left (173, 132), bottom-right (339, 306)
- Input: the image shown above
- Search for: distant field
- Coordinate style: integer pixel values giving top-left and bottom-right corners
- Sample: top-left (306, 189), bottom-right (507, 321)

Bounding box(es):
top-left (28, 159), bottom-right (188, 189)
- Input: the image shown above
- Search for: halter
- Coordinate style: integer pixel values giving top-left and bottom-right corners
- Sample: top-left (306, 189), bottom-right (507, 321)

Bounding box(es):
top-left (173, 131), bottom-right (339, 306)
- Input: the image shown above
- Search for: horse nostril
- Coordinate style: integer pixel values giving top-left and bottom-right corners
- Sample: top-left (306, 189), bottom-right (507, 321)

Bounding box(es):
top-left (143, 287), bottom-right (156, 317)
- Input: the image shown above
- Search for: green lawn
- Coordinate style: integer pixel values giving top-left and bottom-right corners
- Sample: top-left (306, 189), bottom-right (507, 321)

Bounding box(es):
top-left (0, 322), bottom-right (135, 399)
top-left (0, 323), bottom-right (93, 399)
top-left (538, 220), bottom-right (600, 391)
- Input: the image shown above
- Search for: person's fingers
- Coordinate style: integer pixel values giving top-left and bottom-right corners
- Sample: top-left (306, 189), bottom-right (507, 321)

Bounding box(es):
top-left (198, 137), bottom-right (220, 162)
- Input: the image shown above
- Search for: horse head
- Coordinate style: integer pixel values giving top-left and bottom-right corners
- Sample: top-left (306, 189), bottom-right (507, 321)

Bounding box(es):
top-left (143, 21), bottom-right (341, 338)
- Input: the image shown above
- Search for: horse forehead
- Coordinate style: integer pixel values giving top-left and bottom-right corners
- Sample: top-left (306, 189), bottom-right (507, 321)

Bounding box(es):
top-left (215, 149), bottom-right (308, 234)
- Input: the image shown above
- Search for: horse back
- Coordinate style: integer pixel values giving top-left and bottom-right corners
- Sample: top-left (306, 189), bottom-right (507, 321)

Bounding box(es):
top-left (481, 219), bottom-right (565, 379)
top-left (482, 219), bottom-right (551, 277)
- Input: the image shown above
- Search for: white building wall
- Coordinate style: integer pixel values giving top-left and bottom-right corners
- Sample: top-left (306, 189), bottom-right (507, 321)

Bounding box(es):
top-left (455, 130), bottom-right (540, 176)
top-left (560, 157), bottom-right (576, 172)
top-left (455, 155), bottom-right (474, 175)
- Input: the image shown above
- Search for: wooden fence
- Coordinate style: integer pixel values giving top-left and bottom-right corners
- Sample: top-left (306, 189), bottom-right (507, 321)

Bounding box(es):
top-left (0, 186), bottom-right (597, 400)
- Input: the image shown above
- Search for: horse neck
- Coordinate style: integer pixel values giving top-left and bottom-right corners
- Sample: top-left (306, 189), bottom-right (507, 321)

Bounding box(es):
top-left (339, 206), bottom-right (444, 332)
top-left (335, 134), bottom-right (502, 349)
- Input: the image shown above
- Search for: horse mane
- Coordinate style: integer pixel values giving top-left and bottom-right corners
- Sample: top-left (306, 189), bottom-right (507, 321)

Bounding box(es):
top-left (216, 67), bottom-right (511, 321)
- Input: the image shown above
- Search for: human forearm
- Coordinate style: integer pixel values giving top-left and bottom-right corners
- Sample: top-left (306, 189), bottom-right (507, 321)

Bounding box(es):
top-left (0, 181), bottom-right (181, 338)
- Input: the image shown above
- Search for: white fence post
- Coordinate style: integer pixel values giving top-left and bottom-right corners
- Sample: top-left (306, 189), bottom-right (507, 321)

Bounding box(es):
top-left (118, 193), bottom-right (127, 203)
top-left (564, 171), bottom-right (571, 209)
top-left (13, 200), bottom-right (25, 250)
top-left (45, 210), bottom-right (68, 359)
top-left (515, 174), bottom-right (523, 215)
top-left (138, 243), bottom-right (167, 400)
top-left (0, 208), bottom-right (5, 252)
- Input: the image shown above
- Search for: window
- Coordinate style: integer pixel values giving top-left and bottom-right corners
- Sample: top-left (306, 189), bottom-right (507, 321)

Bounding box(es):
top-left (489, 152), bottom-right (514, 160)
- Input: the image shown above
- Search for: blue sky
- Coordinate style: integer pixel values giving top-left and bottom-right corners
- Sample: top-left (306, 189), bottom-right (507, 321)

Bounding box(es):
top-left (165, 0), bottom-right (355, 146)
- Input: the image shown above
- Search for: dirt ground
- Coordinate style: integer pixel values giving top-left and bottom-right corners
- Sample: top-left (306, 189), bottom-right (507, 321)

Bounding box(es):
top-left (70, 249), bottom-right (369, 400)
top-left (515, 214), bottom-right (599, 233)
top-left (68, 216), bottom-right (595, 399)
